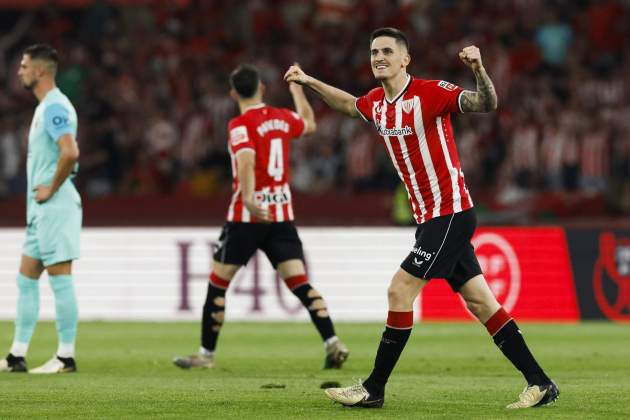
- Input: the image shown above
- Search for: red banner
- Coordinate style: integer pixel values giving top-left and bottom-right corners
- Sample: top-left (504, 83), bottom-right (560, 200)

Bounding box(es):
top-left (419, 227), bottom-right (580, 321)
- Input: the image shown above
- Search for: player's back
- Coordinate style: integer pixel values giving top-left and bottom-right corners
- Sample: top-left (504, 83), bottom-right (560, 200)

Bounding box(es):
top-left (226, 104), bottom-right (306, 223)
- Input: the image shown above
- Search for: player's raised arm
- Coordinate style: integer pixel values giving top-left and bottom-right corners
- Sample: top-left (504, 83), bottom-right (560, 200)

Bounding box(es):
top-left (289, 81), bottom-right (316, 135)
top-left (284, 65), bottom-right (360, 118)
top-left (235, 149), bottom-right (271, 222)
top-left (458, 46), bottom-right (498, 113)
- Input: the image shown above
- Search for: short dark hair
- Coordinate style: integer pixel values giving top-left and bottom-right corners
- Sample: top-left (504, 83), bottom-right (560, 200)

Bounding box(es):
top-left (24, 44), bottom-right (59, 74)
top-left (370, 27), bottom-right (409, 52)
top-left (229, 64), bottom-right (260, 99)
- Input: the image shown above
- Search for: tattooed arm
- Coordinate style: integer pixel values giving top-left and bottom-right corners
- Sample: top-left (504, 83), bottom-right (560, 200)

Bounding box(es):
top-left (458, 46), bottom-right (498, 113)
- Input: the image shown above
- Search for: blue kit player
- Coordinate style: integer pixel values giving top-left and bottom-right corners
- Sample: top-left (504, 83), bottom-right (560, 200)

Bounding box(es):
top-left (0, 44), bottom-right (81, 374)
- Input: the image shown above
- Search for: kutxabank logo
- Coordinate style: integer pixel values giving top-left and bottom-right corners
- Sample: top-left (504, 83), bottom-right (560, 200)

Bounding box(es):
top-left (593, 232), bottom-right (630, 321)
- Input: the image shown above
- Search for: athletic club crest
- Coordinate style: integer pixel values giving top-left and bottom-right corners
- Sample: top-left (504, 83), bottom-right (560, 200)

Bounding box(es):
top-left (401, 99), bottom-right (414, 114)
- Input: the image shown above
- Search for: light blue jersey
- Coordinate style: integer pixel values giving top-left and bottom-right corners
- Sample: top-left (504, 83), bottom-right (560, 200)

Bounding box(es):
top-left (26, 87), bottom-right (80, 224)
top-left (23, 87), bottom-right (82, 266)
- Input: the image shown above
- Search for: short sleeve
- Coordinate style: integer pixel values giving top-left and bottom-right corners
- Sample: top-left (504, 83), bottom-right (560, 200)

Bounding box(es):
top-left (286, 110), bottom-right (306, 138)
top-left (43, 103), bottom-right (75, 142)
top-left (424, 80), bottom-right (465, 116)
top-left (228, 121), bottom-right (255, 155)
top-left (355, 95), bottom-right (372, 122)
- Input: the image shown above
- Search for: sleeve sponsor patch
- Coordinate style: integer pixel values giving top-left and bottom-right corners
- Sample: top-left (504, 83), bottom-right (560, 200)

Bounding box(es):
top-left (229, 125), bottom-right (249, 146)
top-left (43, 103), bottom-right (74, 141)
top-left (438, 80), bottom-right (457, 91)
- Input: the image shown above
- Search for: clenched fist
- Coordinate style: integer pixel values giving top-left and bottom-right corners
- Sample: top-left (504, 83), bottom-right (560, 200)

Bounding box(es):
top-left (284, 64), bottom-right (310, 85)
top-left (459, 46), bottom-right (484, 71)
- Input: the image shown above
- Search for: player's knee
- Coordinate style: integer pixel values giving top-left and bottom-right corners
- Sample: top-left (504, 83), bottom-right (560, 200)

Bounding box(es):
top-left (213, 296), bottom-right (225, 307)
top-left (465, 300), bottom-right (484, 318)
top-left (387, 284), bottom-right (409, 307)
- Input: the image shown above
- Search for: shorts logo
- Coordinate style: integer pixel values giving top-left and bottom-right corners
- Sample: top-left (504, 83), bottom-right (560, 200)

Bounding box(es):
top-left (470, 233), bottom-right (521, 312)
top-left (230, 126), bottom-right (249, 146)
top-left (411, 246), bottom-right (434, 267)
top-left (438, 80), bottom-right (457, 91)
top-left (401, 99), bottom-right (414, 114)
top-left (593, 232), bottom-right (630, 320)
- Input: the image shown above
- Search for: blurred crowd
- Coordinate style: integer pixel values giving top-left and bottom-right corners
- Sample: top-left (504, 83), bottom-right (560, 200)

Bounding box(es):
top-left (0, 0), bottom-right (629, 216)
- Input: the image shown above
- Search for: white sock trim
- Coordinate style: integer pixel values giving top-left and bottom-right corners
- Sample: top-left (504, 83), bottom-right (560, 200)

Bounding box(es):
top-left (324, 336), bottom-right (338, 348)
top-left (199, 346), bottom-right (214, 357)
top-left (10, 341), bottom-right (29, 357)
top-left (57, 342), bottom-right (75, 358)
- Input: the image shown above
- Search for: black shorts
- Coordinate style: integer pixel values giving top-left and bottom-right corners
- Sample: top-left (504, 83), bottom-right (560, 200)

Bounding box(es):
top-left (213, 222), bottom-right (304, 268)
top-left (400, 208), bottom-right (482, 291)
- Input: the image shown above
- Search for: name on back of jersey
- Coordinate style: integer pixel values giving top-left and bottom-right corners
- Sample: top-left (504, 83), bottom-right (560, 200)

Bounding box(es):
top-left (256, 119), bottom-right (289, 137)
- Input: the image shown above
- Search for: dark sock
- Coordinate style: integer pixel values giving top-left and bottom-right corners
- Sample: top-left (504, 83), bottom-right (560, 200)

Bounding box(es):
top-left (363, 311), bottom-right (413, 396)
top-left (57, 355), bottom-right (76, 367)
top-left (486, 308), bottom-right (551, 386)
top-left (287, 277), bottom-right (335, 341)
top-left (201, 272), bottom-right (229, 352)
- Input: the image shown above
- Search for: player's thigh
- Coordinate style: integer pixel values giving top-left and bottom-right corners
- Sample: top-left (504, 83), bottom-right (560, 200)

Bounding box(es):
top-left (445, 243), bottom-right (483, 292)
top-left (22, 222), bottom-right (42, 271)
top-left (47, 261), bottom-right (73, 276)
top-left (212, 222), bottom-right (261, 267)
top-left (261, 222), bottom-right (304, 269)
top-left (388, 268), bottom-right (428, 310)
top-left (211, 261), bottom-right (241, 281)
top-left (400, 209), bottom-right (477, 282)
top-left (19, 254), bottom-right (45, 279)
top-left (37, 202), bottom-right (81, 268)
top-left (277, 259), bottom-right (306, 279)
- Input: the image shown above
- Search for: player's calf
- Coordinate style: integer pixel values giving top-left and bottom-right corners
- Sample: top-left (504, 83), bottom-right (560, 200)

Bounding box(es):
top-left (285, 276), bottom-right (350, 368)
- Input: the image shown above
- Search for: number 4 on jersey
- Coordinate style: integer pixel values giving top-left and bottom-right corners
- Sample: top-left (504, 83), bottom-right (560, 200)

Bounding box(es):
top-left (267, 138), bottom-right (283, 181)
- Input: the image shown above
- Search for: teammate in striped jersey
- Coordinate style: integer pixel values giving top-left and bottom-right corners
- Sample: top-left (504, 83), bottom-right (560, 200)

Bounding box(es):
top-left (173, 65), bottom-right (349, 371)
top-left (285, 27), bottom-right (558, 409)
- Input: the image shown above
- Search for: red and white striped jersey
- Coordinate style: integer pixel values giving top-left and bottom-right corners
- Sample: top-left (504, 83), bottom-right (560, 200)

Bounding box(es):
top-left (355, 76), bottom-right (473, 224)
top-left (226, 103), bottom-right (305, 223)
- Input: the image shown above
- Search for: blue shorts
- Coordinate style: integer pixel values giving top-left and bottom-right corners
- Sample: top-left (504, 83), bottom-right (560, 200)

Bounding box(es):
top-left (23, 190), bottom-right (82, 267)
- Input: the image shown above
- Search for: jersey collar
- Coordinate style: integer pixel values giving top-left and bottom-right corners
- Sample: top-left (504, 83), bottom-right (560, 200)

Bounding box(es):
top-left (384, 75), bottom-right (412, 104)
top-left (243, 103), bottom-right (266, 113)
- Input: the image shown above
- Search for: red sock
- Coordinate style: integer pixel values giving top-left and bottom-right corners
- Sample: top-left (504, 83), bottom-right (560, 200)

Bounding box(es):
top-left (484, 307), bottom-right (512, 336)
top-left (386, 310), bottom-right (414, 329)
top-left (209, 272), bottom-right (230, 290)
top-left (284, 274), bottom-right (308, 290)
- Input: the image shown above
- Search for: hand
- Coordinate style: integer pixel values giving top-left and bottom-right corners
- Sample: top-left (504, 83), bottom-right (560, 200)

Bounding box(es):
top-left (284, 64), bottom-right (310, 85)
top-left (459, 45), bottom-right (483, 71)
top-left (33, 184), bottom-right (54, 203)
top-left (243, 199), bottom-right (272, 223)
top-left (288, 81), bottom-right (304, 94)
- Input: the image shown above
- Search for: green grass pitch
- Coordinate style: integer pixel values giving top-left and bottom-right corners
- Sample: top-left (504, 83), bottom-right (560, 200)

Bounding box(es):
top-left (1, 322), bottom-right (629, 419)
